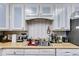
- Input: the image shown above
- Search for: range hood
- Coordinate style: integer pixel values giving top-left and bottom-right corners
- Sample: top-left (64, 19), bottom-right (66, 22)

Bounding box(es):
top-left (25, 18), bottom-right (53, 21)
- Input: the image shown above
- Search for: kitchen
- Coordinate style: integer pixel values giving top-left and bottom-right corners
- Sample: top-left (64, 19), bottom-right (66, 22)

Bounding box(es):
top-left (0, 3), bottom-right (79, 56)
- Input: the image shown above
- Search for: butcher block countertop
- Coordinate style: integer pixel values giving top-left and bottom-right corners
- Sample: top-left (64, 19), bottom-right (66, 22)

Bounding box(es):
top-left (0, 42), bottom-right (79, 49)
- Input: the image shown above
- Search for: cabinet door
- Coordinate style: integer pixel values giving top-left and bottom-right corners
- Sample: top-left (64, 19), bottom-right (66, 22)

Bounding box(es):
top-left (56, 49), bottom-right (73, 56)
top-left (40, 4), bottom-right (52, 16)
top-left (39, 49), bottom-right (55, 56)
top-left (24, 49), bottom-right (40, 55)
top-left (25, 4), bottom-right (39, 17)
top-left (2, 49), bottom-right (15, 56)
top-left (66, 6), bottom-right (74, 30)
top-left (53, 7), bottom-right (62, 30)
top-left (10, 4), bottom-right (24, 30)
top-left (72, 49), bottom-right (79, 56)
top-left (58, 6), bottom-right (72, 31)
top-left (56, 49), bottom-right (79, 56)
top-left (2, 49), bottom-right (25, 56)
top-left (53, 18), bottom-right (59, 30)
top-left (59, 7), bottom-right (67, 30)
top-left (54, 6), bottom-right (68, 31)
top-left (24, 49), bottom-right (55, 56)
top-left (0, 4), bottom-right (9, 30)
top-left (14, 49), bottom-right (24, 55)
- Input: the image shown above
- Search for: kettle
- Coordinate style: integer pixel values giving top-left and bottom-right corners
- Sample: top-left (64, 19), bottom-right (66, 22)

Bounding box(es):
top-left (0, 35), bottom-right (7, 42)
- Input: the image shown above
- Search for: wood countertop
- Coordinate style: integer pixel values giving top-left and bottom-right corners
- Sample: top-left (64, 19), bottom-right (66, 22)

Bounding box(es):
top-left (0, 42), bottom-right (79, 49)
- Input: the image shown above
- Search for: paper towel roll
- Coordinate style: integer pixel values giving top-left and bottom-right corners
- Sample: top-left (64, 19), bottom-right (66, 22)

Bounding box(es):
top-left (12, 34), bottom-right (17, 43)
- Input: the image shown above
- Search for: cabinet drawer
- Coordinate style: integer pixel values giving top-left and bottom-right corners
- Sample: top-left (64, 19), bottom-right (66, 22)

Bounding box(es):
top-left (2, 49), bottom-right (15, 55)
top-left (24, 49), bottom-right (55, 56)
top-left (71, 49), bottom-right (79, 56)
top-left (24, 49), bottom-right (40, 55)
top-left (56, 49), bottom-right (73, 56)
top-left (2, 49), bottom-right (24, 56)
top-left (14, 49), bottom-right (24, 55)
top-left (39, 49), bottom-right (55, 55)
top-left (56, 49), bottom-right (79, 56)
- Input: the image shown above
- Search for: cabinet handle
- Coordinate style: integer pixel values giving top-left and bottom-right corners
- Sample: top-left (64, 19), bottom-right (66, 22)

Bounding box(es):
top-left (65, 52), bottom-right (70, 53)
top-left (73, 54), bottom-right (78, 56)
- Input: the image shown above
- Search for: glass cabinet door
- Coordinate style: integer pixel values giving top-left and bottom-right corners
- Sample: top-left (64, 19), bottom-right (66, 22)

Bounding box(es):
top-left (40, 4), bottom-right (52, 16)
top-left (58, 8), bottom-right (66, 30)
top-left (11, 4), bottom-right (24, 30)
top-left (0, 4), bottom-right (9, 30)
top-left (25, 4), bottom-right (39, 16)
top-left (14, 7), bottom-right (22, 28)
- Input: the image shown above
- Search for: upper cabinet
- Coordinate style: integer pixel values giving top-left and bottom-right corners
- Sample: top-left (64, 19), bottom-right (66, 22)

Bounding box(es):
top-left (0, 3), bottom-right (77, 31)
top-left (0, 4), bottom-right (9, 30)
top-left (65, 5), bottom-right (72, 30)
top-left (40, 4), bottom-right (52, 16)
top-left (25, 4), bottom-right (53, 20)
top-left (25, 4), bottom-right (39, 17)
top-left (53, 5), bottom-right (66, 31)
top-left (71, 4), bottom-right (79, 19)
top-left (10, 4), bottom-right (25, 30)
top-left (53, 4), bottom-right (71, 31)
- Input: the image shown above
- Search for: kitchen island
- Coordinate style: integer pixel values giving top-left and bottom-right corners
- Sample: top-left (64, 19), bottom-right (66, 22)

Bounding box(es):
top-left (0, 42), bottom-right (79, 56)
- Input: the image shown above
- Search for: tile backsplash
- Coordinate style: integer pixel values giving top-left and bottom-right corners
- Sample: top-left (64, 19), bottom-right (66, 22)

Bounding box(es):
top-left (54, 31), bottom-right (67, 37)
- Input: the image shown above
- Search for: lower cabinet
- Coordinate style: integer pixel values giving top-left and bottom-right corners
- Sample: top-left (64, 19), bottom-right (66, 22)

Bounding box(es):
top-left (2, 49), bottom-right (55, 56)
top-left (24, 49), bottom-right (55, 56)
top-left (2, 49), bottom-right (24, 56)
top-left (14, 49), bottom-right (24, 55)
top-left (24, 49), bottom-right (40, 55)
top-left (56, 49), bottom-right (79, 56)
top-left (2, 49), bottom-right (15, 56)
top-left (2, 48), bottom-right (79, 56)
top-left (39, 49), bottom-right (55, 55)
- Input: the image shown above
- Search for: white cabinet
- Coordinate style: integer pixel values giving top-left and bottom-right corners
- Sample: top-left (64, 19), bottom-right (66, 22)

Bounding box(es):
top-left (10, 4), bottom-right (25, 30)
top-left (59, 8), bottom-right (66, 30)
top-left (53, 13), bottom-right (59, 30)
top-left (2, 49), bottom-right (24, 56)
top-left (39, 49), bottom-right (55, 55)
top-left (53, 5), bottom-right (63, 30)
top-left (40, 4), bottom-right (52, 16)
top-left (24, 49), bottom-right (40, 55)
top-left (14, 49), bottom-right (24, 55)
top-left (24, 49), bottom-right (55, 56)
top-left (2, 49), bottom-right (55, 56)
top-left (72, 49), bottom-right (79, 56)
top-left (53, 5), bottom-right (70, 31)
top-left (25, 4), bottom-right (53, 20)
top-left (0, 3), bottom-right (72, 31)
top-left (64, 6), bottom-right (72, 30)
top-left (0, 4), bottom-right (9, 30)
top-left (25, 4), bottom-right (39, 17)
top-left (56, 49), bottom-right (79, 56)
top-left (59, 6), bottom-right (71, 31)
top-left (56, 49), bottom-right (73, 56)
top-left (25, 4), bottom-right (53, 17)
top-left (2, 48), bottom-right (79, 56)
top-left (2, 49), bottom-right (15, 55)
